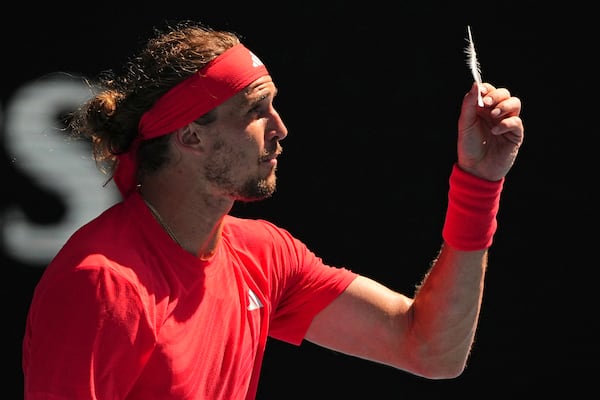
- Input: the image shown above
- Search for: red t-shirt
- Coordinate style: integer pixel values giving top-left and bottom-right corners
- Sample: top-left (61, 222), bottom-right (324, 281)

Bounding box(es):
top-left (23, 192), bottom-right (357, 399)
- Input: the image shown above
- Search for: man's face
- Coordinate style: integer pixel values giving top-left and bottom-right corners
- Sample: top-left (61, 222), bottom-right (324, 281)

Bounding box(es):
top-left (199, 75), bottom-right (288, 202)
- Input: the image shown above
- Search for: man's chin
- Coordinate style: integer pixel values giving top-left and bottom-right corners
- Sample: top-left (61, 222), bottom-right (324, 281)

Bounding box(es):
top-left (236, 182), bottom-right (276, 202)
top-left (236, 193), bottom-right (272, 203)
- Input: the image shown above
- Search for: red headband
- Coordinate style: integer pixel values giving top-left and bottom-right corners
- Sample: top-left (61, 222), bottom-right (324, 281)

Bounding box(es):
top-left (114, 43), bottom-right (270, 197)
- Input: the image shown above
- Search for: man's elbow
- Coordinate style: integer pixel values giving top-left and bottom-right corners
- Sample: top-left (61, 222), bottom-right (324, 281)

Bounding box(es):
top-left (396, 352), bottom-right (470, 380)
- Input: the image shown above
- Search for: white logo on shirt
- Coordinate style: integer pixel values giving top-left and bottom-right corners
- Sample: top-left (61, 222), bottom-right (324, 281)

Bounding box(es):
top-left (247, 289), bottom-right (263, 311)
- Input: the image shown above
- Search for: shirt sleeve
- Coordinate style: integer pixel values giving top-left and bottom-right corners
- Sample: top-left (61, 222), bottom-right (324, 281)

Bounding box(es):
top-left (263, 223), bottom-right (358, 345)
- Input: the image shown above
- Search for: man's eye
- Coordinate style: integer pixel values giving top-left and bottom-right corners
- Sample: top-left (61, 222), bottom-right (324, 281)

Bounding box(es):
top-left (249, 105), bottom-right (263, 115)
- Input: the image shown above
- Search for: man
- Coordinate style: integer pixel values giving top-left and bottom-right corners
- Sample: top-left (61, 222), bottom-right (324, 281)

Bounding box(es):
top-left (23, 20), bottom-right (524, 399)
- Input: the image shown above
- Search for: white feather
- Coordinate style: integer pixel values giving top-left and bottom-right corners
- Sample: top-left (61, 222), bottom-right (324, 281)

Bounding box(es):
top-left (465, 25), bottom-right (484, 107)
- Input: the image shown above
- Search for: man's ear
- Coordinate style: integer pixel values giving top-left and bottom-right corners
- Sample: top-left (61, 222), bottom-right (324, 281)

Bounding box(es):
top-left (174, 123), bottom-right (203, 149)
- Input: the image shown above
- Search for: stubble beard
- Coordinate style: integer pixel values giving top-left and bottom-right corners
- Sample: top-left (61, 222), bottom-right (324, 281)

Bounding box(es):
top-left (240, 174), bottom-right (277, 202)
top-left (205, 138), bottom-right (280, 202)
top-left (204, 161), bottom-right (277, 203)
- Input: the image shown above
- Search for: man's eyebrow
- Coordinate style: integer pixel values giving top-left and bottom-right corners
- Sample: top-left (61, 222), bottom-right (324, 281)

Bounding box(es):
top-left (248, 88), bottom-right (276, 106)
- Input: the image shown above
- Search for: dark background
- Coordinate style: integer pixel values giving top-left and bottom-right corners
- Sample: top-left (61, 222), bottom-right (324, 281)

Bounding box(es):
top-left (3, 1), bottom-right (596, 398)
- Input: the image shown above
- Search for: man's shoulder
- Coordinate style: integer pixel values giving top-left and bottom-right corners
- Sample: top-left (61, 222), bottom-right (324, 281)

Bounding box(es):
top-left (223, 215), bottom-right (294, 245)
top-left (224, 214), bottom-right (278, 234)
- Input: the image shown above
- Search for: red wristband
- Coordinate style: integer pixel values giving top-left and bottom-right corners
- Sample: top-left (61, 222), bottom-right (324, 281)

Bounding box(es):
top-left (442, 164), bottom-right (504, 251)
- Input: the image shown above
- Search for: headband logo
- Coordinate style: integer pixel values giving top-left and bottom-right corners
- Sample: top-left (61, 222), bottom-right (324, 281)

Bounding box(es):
top-left (250, 52), bottom-right (263, 68)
